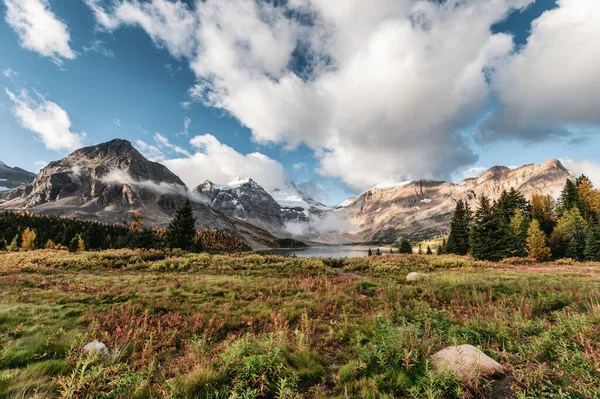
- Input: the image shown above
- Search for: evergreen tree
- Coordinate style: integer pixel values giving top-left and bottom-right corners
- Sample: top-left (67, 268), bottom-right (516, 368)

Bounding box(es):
top-left (445, 200), bottom-right (471, 255)
top-left (550, 207), bottom-right (587, 258)
top-left (368, 248), bottom-right (373, 256)
top-left (470, 196), bottom-right (510, 261)
top-left (417, 244), bottom-right (423, 255)
top-left (438, 238), bottom-right (446, 255)
top-left (68, 236), bottom-right (79, 253)
top-left (398, 239), bottom-right (412, 254)
top-left (20, 227), bottom-right (36, 251)
top-left (509, 209), bottom-right (529, 257)
top-left (584, 224), bottom-right (600, 261)
top-left (389, 247), bottom-right (393, 254)
top-left (426, 245), bottom-right (433, 255)
top-left (495, 188), bottom-right (530, 222)
top-left (375, 248), bottom-right (382, 256)
top-left (0, 239), bottom-right (6, 251)
top-left (166, 200), bottom-right (197, 250)
top-left (559, 179), bottom-right (579, 214)
top-left (527, 220), bottom-right (551, 262)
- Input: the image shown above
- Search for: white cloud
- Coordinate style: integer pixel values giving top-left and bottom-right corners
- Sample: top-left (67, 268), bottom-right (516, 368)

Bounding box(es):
top-left (176, 117), bottom-right (191, 136)
top-left (560, 158), bottom-right (600, 187)
top-left (462, 166), bottom-right (488, 179)
top-left (113, 118), bottom-right (121, 126)
top-left (479, 0), bottom-right (600, 142)
top-left (180, 101), bottom-right (191, 110)
top-left (135, 139), bottom-right (165, 162)
top-left (5, 88), bottom-right (85, 151)
top-left (154, 132), bottom-right (191, 156)
top-left (86, 0), bottom-right (538, 191)
top-left (163, 134), bottom-right (289, 191)
top-left (83, 39), bottom-right (115, 58)
top-left (4, 0), bottom-right (76, 65)
top-left (293, 162), bottom-right (307, 171)
top-left (2, 68), bottom-right (17, 80)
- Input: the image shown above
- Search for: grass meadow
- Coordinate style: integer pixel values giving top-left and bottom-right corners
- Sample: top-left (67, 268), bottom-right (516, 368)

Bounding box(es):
top-left (0, 250), bottom-right (599, 398)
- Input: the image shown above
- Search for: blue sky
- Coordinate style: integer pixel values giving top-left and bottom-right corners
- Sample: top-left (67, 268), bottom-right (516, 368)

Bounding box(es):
top-left (1, 0), bottom-right (599, 205)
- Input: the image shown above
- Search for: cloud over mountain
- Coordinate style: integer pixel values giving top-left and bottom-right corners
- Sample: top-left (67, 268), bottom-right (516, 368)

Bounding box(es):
top-left (84, 0), bottom-right (600, 191)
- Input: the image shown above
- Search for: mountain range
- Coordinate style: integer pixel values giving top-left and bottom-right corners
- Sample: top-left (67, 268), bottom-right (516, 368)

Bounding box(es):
top-left (0, 139), bottom-right (574, 248)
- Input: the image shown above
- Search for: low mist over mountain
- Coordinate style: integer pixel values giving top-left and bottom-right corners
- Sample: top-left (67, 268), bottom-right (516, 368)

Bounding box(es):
top-left (0, 139), bottom-right (576, 247)
top-left (0, 161), bottom-right (36, 191)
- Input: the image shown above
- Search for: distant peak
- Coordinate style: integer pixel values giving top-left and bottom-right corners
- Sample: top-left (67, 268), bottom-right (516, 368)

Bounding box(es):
top-left (541, 158), bottom-right (567, 170)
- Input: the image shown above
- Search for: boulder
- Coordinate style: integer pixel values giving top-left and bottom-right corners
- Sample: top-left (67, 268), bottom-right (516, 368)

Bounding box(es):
top-left (406, 272), bottom-right (421, 281)
top-left (83, 341), bottom-right (109, 356)
top-left (431, 344), bottom-right (506, 380)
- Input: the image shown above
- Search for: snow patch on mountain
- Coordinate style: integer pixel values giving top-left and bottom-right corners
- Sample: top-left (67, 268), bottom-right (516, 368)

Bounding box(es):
top-left (270, 182), bottom-right (330, 211)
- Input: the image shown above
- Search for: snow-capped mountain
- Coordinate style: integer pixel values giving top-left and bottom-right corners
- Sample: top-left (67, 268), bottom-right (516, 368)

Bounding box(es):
top-left (0, 161), bottom-right (36, 192)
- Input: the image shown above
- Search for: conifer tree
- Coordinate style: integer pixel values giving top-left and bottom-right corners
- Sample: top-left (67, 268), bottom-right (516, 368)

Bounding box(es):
top-left (77, 235), bottom-right (85, 252)
top-left (531, 194), bottom-right (556, 236)
top-left (445, 200), bottom-right (471, 255)
top-left (559, 179), bottom-right (579, 214)
top-left (45, 240), bottom-right (56, 250)
top-left (417, 244), bottom-right (423, 255)
top-left (550, 207), bottom-right (587, 258)
top-left (166, 200), bottom-right (197, 250)
top-left (375, 248), bottom-right (382, 256)
top-left (584, 224), bottom-right (600, 261)
top-left (68, 235), bottom-right (80, 253)
top-left (368, 248), bottom-right (373, 256)
top-left (0, 239), bottom-right (6, 251)
top-left (470, 196), bottom-right (510, 261)
top-left (426, 245), bottom-right (433, 255)
top-left (398, 239), bottom-right (412, 254)
top-left (20, 228), bottom-right (36, 251)
top-left (527, 220), bottom-right (551, 262)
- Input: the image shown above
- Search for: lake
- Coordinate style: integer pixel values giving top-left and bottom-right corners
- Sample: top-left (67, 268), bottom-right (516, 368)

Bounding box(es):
top-left (267, 245), bottom-right (391, 258)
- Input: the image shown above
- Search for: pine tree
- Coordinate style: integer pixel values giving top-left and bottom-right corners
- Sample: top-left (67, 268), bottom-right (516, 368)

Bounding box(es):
top-left (426, 245), bottom-right (433, 255)
top-left (69, 236), bottom-right (79, 252)
top-left (20, 228), bottom-right (36, 251)
top-left (398, 239), bottom-right (412, 254)
top-left (527, 220), bottom-right (551, 262)
top-left (375, 248), bottom-right (382, 256)
top-left (0, 240), bottom-right (6, 251)
top-left (495, 188), bottom-right (530, 222)
top-left (584, 224), bottom-right (600, 261)
top-left (166, 200), bottom-right (197, 250)
top-left (470, 196), bottom-right (510, 261)
top-left (445, 200), bottom-right (471, 255)
top-left (389, 247), bottom-right (393, 254)
top-left (417, 244), bottom-right (423, 255)
top-left (438, 238), bottom-right (446, 255)
top-left (368, 248), bottom-right (373, 256)
top-left (559, 179), bottom-right (579, 214)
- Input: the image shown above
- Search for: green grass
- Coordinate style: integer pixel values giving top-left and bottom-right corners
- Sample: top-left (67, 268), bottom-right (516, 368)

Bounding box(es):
top-left (0, 249), bottom-right (599, 397)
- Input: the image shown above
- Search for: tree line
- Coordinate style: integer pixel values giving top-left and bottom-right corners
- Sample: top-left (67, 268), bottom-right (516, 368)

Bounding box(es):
top-left (0, 201), bottom-right (249, 253)
top-left (441, 176), bottom-right (600, 261)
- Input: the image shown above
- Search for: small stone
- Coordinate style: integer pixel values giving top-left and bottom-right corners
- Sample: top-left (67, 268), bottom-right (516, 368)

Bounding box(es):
top-left (83, 341), bottom-right (109, 356)
top-left (406, 272), bottom-right (420, 281)
top-left (431, 344), bottom-right (506, 380)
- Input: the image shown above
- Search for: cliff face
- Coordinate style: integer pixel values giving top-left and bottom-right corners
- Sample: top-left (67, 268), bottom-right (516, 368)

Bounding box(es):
top-left (330, 159), bottom-right (573, 243)
top-left (0, 161), bottom-right (36, 191)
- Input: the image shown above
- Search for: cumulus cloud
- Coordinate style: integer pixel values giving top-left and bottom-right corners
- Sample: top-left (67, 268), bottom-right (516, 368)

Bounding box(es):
top-left (293, 162), bottom-right (307, 171)
top-left (5, 88), bottom-right (85, 151)
top-left (478, 0), bottom-right (600, 142)
top-left (92, 0), bottom-right (600, 190)
top-left (462, 166), bottom-right (488, 179)
top-left (4, 0), bottom-right (76, 65)
top-left (560, 158), bottom-right (600, 187)
top-left (163, 134), bottom-right (289, 191)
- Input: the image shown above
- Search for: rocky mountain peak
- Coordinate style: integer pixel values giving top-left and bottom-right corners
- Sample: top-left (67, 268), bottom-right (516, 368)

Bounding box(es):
top-left (541, 158), bottom-right (567, 171)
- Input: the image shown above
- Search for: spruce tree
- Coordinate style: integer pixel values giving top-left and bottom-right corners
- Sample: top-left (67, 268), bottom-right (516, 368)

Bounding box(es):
top-left (445, 200), bottom-right (471, 255)
top-left (426, 245), bottom-right (433, 255)
top-left (68, 236), bottom-right (79, 253)
top-left (527, 220), bottom-right (551, 262)
top-left (368, 248), bottom-right (373, 256)
top-left (375, 248), bottom-right (382, 256)
top-left (584, 224), bottom-right (600, 261)
top-left (166, 200), bottom-right (197, 250)
top-left (559, 179), bottom-right (579, 214)
top-left (509, 209), bottom-right (529, 257)
top-left (470, 196), bottom-right (510, 261)
top-left (399, 239), bottom-right (412, 254)
top-left (550, 207), bottom-right (587, 258)
top-left (531, 194), bottom-right (556, 236)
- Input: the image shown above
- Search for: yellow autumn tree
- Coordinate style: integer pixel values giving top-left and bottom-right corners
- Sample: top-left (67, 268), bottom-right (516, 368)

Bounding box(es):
top-left (527, 220), bottom-right (551, 262)
top-left (20, 228), bottom-right (37, 251)
top-left (45, 240), bottom-right (56, 250)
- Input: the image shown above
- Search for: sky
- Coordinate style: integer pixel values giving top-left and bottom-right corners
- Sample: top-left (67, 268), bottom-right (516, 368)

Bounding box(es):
top-left (0, 0), bottom-right (599, 206)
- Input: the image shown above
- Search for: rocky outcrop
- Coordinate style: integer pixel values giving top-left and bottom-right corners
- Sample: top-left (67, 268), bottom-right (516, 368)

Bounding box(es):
top-left (431, 345), bottom-right (507, 380)
top-left (0, 161), bottom-right (36, 191)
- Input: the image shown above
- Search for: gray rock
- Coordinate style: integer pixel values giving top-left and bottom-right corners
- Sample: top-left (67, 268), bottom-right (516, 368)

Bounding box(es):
top-left (406, 272), bottom-right (421, 282)
top-left (83, 341), bottom-right (109, 356)
top-left (431, 344), bottom-right (506, 380)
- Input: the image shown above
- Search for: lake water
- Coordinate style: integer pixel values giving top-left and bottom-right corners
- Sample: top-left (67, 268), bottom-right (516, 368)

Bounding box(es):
top-left (267, 245), bottom-right (390, 258)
